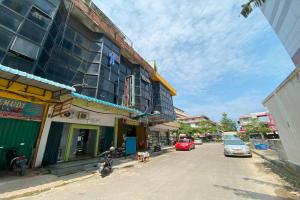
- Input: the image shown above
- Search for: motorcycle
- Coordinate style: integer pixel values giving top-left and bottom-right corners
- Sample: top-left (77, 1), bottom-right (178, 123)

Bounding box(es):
top-left (98, 147), bottom-right (114, 177)
top-left (0, 143), bottom-right (27, 176)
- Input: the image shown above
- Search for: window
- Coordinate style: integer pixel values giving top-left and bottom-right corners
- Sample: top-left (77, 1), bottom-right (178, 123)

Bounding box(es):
top-left (34, 0), bottom-right (56, 18)
top-left (90, 42), bottom-right (102, 52)
top-left (44, 35), bottom-right (54, 51)
top-left (10, 37), bottom-right (40, 59)
top-left (61, 39), bottom-right (73, 51)
top-left (19, 20), bottom-right (46, 44)
top-left (68, 56), bottom-right (81, 71)
top-left (0, 27), bottom-right (13, 49)
top-left (0, 5), bottom-right (22, 31)
top-left (102, 79), bottom-right (114, 92)
top-left (88, 52), bottom-right (101, 63)
top-left (81, 88), bottom-right (96, 98)
top-left (71, 72), bottom-right (84, 84)
top-left (84, 75), bottom-right (97, 87)
top-left (1, 0), bottom-right (31, 16)
top-left (86, 63), bottom-right (99, 74)
top-left (37, 49), bottom-right (49, 68)
top-left (28, 7), bottom-right (51, 29)
top-left (100, 66), bottom-right (110, 78)
top-left (3, 52), bottom-right (34, 73)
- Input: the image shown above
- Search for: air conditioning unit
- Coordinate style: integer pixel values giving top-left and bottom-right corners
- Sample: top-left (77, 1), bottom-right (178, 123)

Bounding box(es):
top-left (78, 112), bottom-right (89, 120)
top-left (63, 111), bottom-right (75, 119)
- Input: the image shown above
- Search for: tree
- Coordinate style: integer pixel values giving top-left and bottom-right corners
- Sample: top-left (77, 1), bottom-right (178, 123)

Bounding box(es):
top-left (243, 118), bottom-right (271, 135)
top-left (240, 0), bottom-right (266, 18)
top-left (176, 122), bottom-right (195, 136)
top-left (220, 113), bottom-right (237, 132)
top-left (197, 120), bottom-right (217, 135)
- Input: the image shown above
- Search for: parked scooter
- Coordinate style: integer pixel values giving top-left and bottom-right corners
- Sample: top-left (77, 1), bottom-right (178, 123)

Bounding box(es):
top-left (98, 147), bottom-right (114, 177)
top-left (0, 143), bottom-right (27, 176)
top-left (153, 145), bottom-right (161, 152)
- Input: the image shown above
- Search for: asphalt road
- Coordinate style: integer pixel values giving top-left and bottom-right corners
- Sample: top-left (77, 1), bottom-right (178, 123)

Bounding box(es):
top-left (20, 143), bottom-right (298, 200)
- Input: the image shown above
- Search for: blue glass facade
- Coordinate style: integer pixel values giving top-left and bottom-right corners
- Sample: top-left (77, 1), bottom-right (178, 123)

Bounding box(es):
top-left (0, 0), bottom-right (175, 121)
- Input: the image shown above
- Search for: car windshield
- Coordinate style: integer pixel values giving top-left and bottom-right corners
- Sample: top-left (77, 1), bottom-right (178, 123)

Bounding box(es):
top-left (179, 139), bottom-right (189, 143)
top-left (224, 140), bottom-right (245, 145)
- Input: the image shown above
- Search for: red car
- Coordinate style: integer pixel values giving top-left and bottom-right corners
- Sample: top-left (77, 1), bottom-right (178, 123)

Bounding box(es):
top-left (175, 139), bottom-right (195, 151)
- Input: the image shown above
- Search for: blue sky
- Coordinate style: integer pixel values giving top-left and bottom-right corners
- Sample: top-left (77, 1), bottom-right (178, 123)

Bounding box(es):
top-left (94, 0), bottom-right (295, 121)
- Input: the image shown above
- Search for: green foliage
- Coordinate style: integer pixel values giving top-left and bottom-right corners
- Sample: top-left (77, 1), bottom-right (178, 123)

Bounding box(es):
top-left (240, 0), bottom-right (266, 18)
top-left (196, 120), bottom-right (217, 134)
top-left (176, 122), bottom-right (195, 136)
top-left (243, 118), bottom-right (271, 135)
top-left (219, 113), bottom-right (237, 132)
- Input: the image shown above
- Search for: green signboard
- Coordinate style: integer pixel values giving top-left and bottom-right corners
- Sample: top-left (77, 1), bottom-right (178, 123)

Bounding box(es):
top-left (0, 97), bottom-right (44, 121)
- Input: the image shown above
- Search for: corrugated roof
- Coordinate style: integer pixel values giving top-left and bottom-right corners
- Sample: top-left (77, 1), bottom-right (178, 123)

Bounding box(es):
top-left (0, 64), bottom-right (75, 92)
top-left (71, 92), bottom-right (141, 114)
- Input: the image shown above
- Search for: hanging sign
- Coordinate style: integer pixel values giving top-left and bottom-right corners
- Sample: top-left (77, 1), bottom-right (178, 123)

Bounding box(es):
top-left (0, 97), bottom-right (44, 121)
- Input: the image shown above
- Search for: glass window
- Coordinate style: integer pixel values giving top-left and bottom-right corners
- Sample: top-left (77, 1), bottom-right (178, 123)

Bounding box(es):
top-left (102, 79), bottom-right (114, 91)
top-left (81, 88), bottom-right (96, 97)
top-left (1, 0), bottom-right (31, 16)
top-left (37, 49), bottom-right (49, 68)
top-left (69, 56), bottom-right (81, 71)
top-left (19, 20), bottom-right (46, 44)
top-left (65, 26), bottom-right (75, 41)
top-left (71, 72), bottom-right (84, 84)
top-left (90, 42), bottom-right (102, 52)
top-left (34, 0), bottom-right (56, 17)
top-left (86, 63), bottom-right (99, 74)
top-left (10, 37), bottom-right (40, 59)
top-left (28, 7), bottom-right (51, 29)
top-left (44, 35), bottom-right (54, 51)
top-left (101, 55), bottom-right (109, 66)
top-left (48, 0), bottom-right (60, 6)
top-left (0, 48), bottom-right (5, 61)
top-left (78, 61), bottom-right (87, 73)
top-left (100, 66), bottom-right (110, 78)
top-left (3, 52), bottom-right (34, 73)
top-left (0, 5), bottom-right (22, 31)
top-left (88, 52), bottom-right (101, 63)
top-left (84, 75), bottom-right (97, 87)
top-left (49, 22), bottom-right (58, 38)
top-left (73, 45), bottom-right (83, 58)
top-left (0, 27), bottom-right (13, 49)
top-left (61, 39), bottom-right (73, 51)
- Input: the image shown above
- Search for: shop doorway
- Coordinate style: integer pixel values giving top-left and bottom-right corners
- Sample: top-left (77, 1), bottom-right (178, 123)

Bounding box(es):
top-left (65, 125), bottom-right (99, 161)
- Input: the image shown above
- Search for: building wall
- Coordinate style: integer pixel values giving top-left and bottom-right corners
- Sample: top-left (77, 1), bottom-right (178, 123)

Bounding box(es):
top-left (263, 68), bottom-right (300, 167)
top-left (261, 0), bottom-right (300, 65)
top-left (0, 0), bottom-right (172, 118)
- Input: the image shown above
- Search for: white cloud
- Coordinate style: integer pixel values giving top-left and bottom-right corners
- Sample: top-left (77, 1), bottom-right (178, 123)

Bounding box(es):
top-left (94, 0), bottom-right (294, 121)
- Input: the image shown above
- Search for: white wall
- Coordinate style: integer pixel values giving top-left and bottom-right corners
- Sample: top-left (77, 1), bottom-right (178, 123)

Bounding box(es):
top-left (264, 68), bottom-right (300, 167)
top-left (34, 105), bottom-right (115, 167)
top-left (261, 0), bottom-right (300, 65)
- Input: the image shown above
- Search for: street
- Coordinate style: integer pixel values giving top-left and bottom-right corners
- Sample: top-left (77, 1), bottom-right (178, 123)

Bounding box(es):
top-left (20, 143), bottom-right (297, 200)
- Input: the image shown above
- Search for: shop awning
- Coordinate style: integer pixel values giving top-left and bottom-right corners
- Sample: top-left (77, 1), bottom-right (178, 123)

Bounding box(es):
top-left (0, 64), bottom-right (75, 92)
top-left (71, 92), bottom-right (141, 114)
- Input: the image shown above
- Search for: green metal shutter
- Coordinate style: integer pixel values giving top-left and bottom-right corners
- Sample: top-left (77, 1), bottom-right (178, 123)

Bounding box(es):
top-left (0, 118), bottom-right (40, 169)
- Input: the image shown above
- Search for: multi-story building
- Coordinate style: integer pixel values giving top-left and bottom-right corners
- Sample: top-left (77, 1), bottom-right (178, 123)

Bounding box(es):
top-left (239, 111), bottom-right (277, 134)
top-left (0, 0), bottom-right (176, 169)
top-left (260, 0), bottom-right (300, 170)
top-left (174, 107), bottom-right (190, 120)
top-left (179, 115), bottom-right (211, 128)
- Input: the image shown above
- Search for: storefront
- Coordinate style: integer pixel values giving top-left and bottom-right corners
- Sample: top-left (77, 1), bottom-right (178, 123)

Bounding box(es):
top-left (0, 97), bottom-right (44, 169)
top-left (36, 93), bottom-right (140, 167)
top-left (0, 64), bottom-right (75, 169)
top-left (149, 122), bottom-right (179, 149)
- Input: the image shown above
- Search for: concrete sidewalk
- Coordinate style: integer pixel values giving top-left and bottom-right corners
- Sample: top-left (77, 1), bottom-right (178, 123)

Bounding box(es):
top-left (0, 147), bottom-right (174, 200)
top-left (252, 148), bottom-right (300, 185)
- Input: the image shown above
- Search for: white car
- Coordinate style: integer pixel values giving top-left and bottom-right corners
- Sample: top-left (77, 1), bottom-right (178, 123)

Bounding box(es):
top-left (194, 139), bottom-right (203, 145)
top-left (224, 139), bottom-right (252, 157)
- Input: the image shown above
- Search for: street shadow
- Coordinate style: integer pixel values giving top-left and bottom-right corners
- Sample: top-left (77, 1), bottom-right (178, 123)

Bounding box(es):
top-left (243, 177), bottom-right (287, 188)
top-left (254, 160), bottom-right (300, 189)
top-left (214, 184), bottom-right (294, 200)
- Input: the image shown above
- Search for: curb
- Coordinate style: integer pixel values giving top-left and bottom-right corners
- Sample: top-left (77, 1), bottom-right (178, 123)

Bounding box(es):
top-left (0, 148), bottom-right (174, 200)
top-left (0, 173), bottom-right (95, 200)
top-left (252, 150), bottom-right (300, 180)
